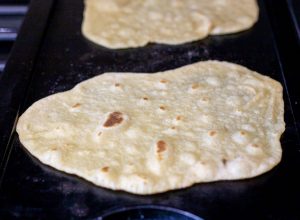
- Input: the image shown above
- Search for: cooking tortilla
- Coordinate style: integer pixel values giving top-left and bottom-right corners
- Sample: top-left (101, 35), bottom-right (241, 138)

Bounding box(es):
top-left (17, 61), bottom-right (284, 195)
top-left (197, 0), bottom-right (259, 34)
top-left (82, 0), bottom-right (259, 48)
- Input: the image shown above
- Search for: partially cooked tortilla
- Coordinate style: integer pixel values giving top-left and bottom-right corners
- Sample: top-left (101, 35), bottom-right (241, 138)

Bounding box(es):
top-left (17, 61), bottom-right (284, 195)
top-left (82, 0), bottom-right (259, 48)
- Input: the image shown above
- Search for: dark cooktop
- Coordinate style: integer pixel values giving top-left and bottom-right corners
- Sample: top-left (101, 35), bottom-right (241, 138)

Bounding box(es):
top-left (288, 0), bottom-right (300, 42)
top-left (0, 1), bottom-right (28, 74)
top-left (0, 0), bottom-right (299, 219)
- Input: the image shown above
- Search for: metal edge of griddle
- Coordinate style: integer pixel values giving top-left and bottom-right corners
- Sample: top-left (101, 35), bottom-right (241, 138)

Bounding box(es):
top-left (287, 0), bottom-right (300, 44)
top-left (0, 0), bottom-right (55, 186)
top-left (0, 5), bottom-right (28, 15)
top-left (264, 0), bottom-right (300, 146)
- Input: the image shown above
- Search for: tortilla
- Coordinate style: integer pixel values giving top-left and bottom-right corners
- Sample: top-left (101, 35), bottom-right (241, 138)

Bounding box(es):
top-left (17, 61), bottom-right (284, 195)
top-left (82, 0), bottom-right (259, 48)
top-left (82, 0), bottom-right (211, 48)
top-left (195, 0), bottom-right (259, 34)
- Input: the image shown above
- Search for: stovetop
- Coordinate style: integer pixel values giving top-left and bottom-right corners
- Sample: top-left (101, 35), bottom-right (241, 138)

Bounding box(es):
top-left (288, 0), bottom-right (300, 41)
top-left (0, 1), bottom-right (28, 75)
top-left (0, 0), bottom-right (299, 219)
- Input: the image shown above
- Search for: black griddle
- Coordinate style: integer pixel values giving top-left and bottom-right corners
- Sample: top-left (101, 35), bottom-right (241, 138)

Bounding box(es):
top-left (0, 0), bottom-right (300, 219)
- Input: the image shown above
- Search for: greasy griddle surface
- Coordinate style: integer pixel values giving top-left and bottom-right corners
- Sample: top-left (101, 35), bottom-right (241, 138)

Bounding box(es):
top-left (0, 0), bottom-right (299, 219)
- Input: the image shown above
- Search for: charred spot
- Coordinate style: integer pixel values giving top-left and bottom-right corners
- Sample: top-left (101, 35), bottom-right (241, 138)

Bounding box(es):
top-left (72, 103), bottom-right (81, 108)
top-left (157, 140), bottom-right (167, 153)
top-left (159, 106), bottom-right (166, 110)
top-left (192, 84), bottom-right (199, 89)
top-left (176, 115), bottom-right (182, 120)
top-left (103, 112), bottom-right (123, 127)
top-left (240, 131), bottom-right (246, 135)
top-left (101, 166), bottom-right (109, 172)
top-left (143, 97), bottom-right (149, 100)
top-left (222, 158), bottom-right (227, 165)
top-left (209, 131), bottom-right (216, 136)
top-left (114, 83), bottom-right (121, 87)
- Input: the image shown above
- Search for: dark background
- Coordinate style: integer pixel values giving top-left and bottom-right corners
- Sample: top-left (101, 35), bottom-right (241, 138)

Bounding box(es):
top-left (0, 0), bottom-right (299, 219)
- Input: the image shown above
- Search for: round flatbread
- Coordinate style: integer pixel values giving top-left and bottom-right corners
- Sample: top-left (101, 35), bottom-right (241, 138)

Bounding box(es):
top-left (17, 61), bottom-right (285, 195)
top-left (192, 0), bottom-right (259, 34)
top-left (82, 0), bottom-right (258, 48)
top-left (82, 0), bottom-right (212, 48)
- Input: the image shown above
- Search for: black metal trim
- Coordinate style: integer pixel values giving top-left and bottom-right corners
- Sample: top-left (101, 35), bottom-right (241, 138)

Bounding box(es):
top-left (99, 205), bottom-right (204, 220)
top-left (0, 5), bottom-right (28, 15)
top-left (287, 0), bottom-right (300, 43)
top-left (0, 0), bottom-right (54, 181)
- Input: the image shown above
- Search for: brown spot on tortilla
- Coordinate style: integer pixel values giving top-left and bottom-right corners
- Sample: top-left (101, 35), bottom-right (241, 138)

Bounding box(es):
top-left (251, 144), bottom-right (259, 148)
top-left (72, 103), bottom-right (81, 108)
top-left (103, 112), bottom-right (123, 127)
top-left (101, 166), bottom-right (109, 172)
top-left (171, 126), bottom-right (176, 130)
top-left (202, 97), bottom-right (208, 101)
top-left (157, 140), bottom-right (167, 153)
top-left (176, 115), bottom-right (182, 120)
top-left (222, 158), bottom-right (227, 165)
top-left (98, 132), bottom-right (102, 136)
top-left (51, 146), bottom-right (57, 151)
top-left (114, 83), bottom-right (120, 87)
top-left (159, 106), bottom-right (166, 110)
top-left (160, 79), bottom-right (168, 83)
top-left (143, 97), bottom-right (149, 100)
top-left (192, 83), bottom-right (199, 89)
top-left (209, 131), bottom-right (216, 136)
top-left (240, 131), bottom-right (246, 135)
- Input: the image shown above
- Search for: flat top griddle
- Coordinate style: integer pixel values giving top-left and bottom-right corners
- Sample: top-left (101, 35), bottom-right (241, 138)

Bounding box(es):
top-left (0, 0), bottom-right (299, 219)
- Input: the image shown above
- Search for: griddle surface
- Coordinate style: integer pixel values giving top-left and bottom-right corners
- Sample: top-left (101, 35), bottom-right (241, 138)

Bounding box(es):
top-left (0, 0), bottom-right (299, 219)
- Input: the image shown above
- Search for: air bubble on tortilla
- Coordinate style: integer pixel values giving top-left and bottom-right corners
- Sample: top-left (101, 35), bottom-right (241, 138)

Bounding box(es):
top-left (232, 131), bottom-right (249, 144)
top-left (179, 153), bottom-right (196, 165)
top-left (206, 77), bottom-right (221, 86)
